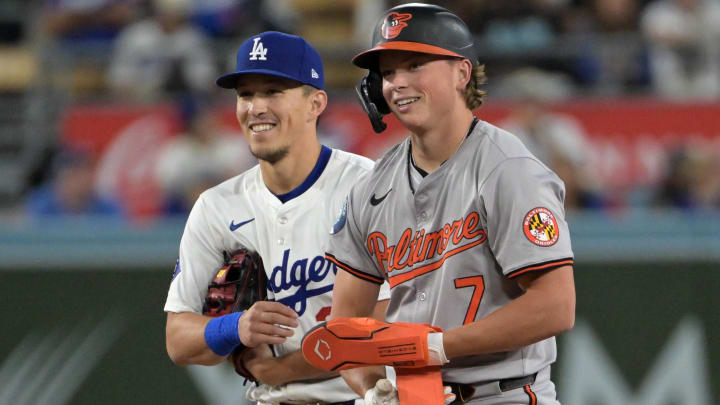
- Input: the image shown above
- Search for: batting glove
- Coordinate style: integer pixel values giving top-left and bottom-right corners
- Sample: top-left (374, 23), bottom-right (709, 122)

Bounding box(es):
top-left (245, 383), bottom-right (285, 405)
top-left (364, 378), bottom-right (456, 405)
top-left (364, 379), bottom-right (399, 405)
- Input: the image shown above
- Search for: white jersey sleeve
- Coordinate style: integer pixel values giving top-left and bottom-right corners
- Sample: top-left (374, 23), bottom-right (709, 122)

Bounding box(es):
top-left (164, 192), bottom-right (247, 313)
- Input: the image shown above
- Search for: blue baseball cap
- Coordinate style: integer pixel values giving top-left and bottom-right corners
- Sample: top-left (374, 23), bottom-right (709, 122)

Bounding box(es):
top-left (216, 31), bottom-right (325, 90)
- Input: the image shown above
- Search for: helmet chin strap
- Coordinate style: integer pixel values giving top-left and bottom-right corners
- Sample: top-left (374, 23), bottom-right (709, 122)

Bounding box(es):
top-left (356, 71), bottom-right (390, 133)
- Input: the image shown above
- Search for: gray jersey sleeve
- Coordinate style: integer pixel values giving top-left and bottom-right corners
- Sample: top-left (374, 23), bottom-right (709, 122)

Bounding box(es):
top-left (480, 157), bottom-right (574, 277)
top-left (326, 190), bottom-right (385, 285)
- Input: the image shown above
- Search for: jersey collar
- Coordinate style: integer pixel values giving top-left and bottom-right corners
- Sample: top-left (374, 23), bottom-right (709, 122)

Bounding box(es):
top-left (406, 117), bottom-right (479, 193)
top-left (274, 145), bottom-right (332, 203)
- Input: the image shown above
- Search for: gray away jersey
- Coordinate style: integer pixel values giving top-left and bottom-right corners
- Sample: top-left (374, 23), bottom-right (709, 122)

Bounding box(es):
top-left (326, 120), bottom-right (574, 385)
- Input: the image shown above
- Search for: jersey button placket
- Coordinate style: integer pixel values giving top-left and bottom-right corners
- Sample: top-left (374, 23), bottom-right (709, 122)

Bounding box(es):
top-left (277, 213), bottom-right (289, 245)
top-left (415, 192), bottom-right (429, 226)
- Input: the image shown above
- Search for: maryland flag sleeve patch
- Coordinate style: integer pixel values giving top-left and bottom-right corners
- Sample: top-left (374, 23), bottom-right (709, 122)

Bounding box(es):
top-left (523, 207), bottom-right (559, 247)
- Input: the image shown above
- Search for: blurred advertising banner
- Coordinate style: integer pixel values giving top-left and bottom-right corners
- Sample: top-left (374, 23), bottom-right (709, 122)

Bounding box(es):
top-left (332, 99), bottom-right (720, 191)
top-left (0, 263), bottom-right (717, 404)
top-left (60, 100), bottom-right (720, 219)
top-left (61, 105), bottom-right (181, 219)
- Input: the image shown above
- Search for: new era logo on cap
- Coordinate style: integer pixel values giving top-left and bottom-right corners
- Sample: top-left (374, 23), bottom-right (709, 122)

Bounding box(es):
top-left (216, 31), bottom-right (325, 90)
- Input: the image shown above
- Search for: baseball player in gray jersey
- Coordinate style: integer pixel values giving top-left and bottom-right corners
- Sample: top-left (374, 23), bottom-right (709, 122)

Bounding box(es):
top-left (323, 4), bottom-right (575, 405)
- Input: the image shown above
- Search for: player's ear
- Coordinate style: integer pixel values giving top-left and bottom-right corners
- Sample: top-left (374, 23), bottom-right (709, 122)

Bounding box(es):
top-left (307, 88), bottom-right (328, 121)
top-left (455, 59), bottom-right (472, 92)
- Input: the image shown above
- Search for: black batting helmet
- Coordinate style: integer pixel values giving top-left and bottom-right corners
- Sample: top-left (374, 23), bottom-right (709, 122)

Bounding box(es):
top-left (352, 3), bottom-right (478, 71)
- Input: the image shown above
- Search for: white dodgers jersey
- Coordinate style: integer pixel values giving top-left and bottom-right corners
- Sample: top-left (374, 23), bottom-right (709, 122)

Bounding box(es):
top-left (326, 121), bottom-right (574, 385)
top-left (165, 146), bottom-right (390, 402)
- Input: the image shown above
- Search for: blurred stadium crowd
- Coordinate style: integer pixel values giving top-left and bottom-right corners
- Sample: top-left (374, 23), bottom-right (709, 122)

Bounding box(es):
top-left (1, 0), bottom-right (720, 222)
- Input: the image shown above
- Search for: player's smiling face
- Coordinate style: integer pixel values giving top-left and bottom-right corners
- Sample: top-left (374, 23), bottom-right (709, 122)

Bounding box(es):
top-left (378, 51), bottom-right (465, 131)
top-left (235, 74), bottom-right (314, 163)
top-left (378, 51), bottom-right (456, 129)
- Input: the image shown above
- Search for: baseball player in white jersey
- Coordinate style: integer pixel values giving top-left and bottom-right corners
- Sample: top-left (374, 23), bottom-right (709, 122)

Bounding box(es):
top-left (164, 31), bottom-right (389, 405)
top-left (323, 4), bottom-right (575, 405)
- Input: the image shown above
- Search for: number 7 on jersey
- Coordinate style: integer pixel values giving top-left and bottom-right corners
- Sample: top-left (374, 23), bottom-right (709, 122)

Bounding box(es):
top-left (454, 276), bottom-right (485, 325)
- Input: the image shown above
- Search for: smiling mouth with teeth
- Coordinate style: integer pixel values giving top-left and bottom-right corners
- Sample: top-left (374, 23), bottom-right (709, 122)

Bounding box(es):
top-left (251, 123), bottom-right (276, 132)
top-left (396, 97), bottom-right (419, 106)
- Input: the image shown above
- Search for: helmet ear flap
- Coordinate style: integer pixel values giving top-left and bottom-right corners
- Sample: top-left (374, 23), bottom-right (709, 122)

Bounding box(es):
top-left (355, 71), bottom-right (390, 133)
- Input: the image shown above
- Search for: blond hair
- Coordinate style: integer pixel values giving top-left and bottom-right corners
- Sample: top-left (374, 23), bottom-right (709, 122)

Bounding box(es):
top-left (464, 64), bottom-right (487, 110)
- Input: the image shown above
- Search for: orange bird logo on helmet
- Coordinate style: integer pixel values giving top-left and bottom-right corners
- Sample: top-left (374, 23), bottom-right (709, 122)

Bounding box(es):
top-left (381, 12), bottom-right (412, 39)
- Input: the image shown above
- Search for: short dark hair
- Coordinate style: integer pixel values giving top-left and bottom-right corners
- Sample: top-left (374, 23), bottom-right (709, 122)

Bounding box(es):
top-left (301, 84), bottom-right (316, 96)
top-left (301, 85), bottom-right (322, 127)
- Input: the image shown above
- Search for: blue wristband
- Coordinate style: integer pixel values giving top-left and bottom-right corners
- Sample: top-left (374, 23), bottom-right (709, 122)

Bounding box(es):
top-left (204, 312), bottom-right (243, 356)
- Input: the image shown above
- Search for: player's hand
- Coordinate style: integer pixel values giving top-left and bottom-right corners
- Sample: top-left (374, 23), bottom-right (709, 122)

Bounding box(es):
top-left (364, 379), bottom-right (457, 405)
top-left (241, 344), bottom-right (275, 382)
top-left (238, 301), bottom-right (298, 347)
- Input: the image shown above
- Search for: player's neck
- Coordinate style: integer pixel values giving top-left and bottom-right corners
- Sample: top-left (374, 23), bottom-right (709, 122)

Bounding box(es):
top-left (409, 110), bottom-right (475, 173)
top-left (259, 137), bottom-right (322, 196)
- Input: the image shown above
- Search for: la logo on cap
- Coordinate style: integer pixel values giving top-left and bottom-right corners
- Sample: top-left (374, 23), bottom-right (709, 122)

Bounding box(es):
top-left (249, 37), bottom-right (267, 61)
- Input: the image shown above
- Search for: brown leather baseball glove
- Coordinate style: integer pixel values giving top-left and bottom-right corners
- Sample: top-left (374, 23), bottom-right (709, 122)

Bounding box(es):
top-left (202, 248), bottom-right (267, 381)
